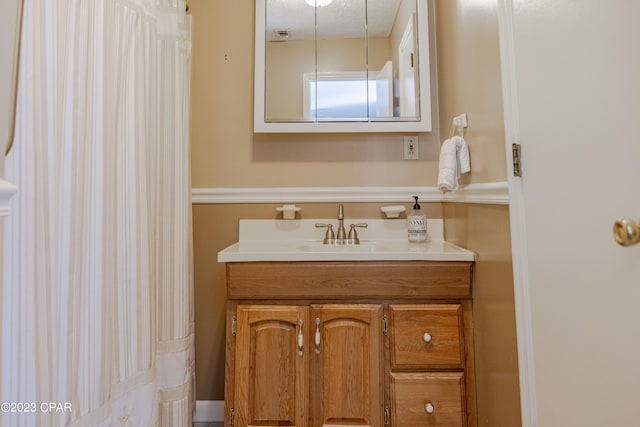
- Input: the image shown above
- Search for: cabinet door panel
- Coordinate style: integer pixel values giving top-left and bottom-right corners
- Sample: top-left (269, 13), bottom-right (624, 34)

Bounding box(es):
top-left (235, 305), bottom-right (309, 427)
top-left (311, 304), bottom-right (383, 427)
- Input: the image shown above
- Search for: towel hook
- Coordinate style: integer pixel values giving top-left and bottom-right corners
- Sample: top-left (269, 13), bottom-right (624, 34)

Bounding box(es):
top-left (448, 113), bottom-right (468, 138)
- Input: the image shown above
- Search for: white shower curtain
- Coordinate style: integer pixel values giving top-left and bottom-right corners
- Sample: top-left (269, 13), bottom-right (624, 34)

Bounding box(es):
top-left (0, 0), bottom-right (194, 426)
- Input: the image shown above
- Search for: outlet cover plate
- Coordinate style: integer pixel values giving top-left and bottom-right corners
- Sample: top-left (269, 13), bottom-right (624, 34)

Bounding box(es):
top-left (404, 135), bottom-right (419, 160)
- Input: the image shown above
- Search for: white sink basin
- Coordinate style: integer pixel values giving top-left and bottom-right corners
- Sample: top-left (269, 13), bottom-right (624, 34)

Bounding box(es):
top-left (296, 241), bottom-right (390, 253)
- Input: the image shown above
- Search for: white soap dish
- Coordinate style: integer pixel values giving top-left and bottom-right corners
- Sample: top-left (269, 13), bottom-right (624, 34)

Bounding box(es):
top-left (380, 205), bottom-right (406, 218)
top-left (276, 204), bottom-right (301, 219)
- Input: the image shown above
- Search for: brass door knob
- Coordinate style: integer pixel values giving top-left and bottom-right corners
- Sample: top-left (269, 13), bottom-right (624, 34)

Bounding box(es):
top-left (613, 218), bottom-right (640, 247)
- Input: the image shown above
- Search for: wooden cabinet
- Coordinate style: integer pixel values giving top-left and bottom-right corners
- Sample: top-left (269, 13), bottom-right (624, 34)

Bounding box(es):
top-left (391, 372), bottom-right (465, 427)
top-left (224, 261), bottom-right (476, 427)
top-left (389, 304), bottom-right (464, 369)
top-left (232, 304), bottom-right (383, 427)
top-left (311, 304), bottom-right (383, 427)
top-left (389, 304), bottom-right (468, 426)
top-left (233, 305), bottom-right (308, 427)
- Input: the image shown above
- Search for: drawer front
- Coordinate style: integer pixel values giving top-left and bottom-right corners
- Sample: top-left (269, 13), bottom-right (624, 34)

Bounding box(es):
top-left (391, 372), bottom-right (465, 427)
top-left (389, 304), bottom-right (463, 368)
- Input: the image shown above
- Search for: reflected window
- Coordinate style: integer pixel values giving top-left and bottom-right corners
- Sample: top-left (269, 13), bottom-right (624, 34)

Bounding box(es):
top-left (303, 64), bottom-right (394, 121)
top-left (304, 71), bottom-right (388, 121)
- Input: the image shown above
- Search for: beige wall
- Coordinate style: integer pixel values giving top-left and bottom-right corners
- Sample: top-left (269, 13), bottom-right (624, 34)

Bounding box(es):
top-left (435, 0), bottom-right (507, 184)
top-left (443, 204), bottom-right (521, 427)
top-left (190, 3), bottom-right (520, 423)
top-left (435, 1), bottom-right (521, 426)
top-left (189, 0), bottom-right (441, 190)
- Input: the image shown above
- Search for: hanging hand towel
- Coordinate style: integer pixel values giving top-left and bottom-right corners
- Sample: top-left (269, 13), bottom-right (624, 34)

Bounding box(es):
top-left (437, 136), bottom-right (471, 193)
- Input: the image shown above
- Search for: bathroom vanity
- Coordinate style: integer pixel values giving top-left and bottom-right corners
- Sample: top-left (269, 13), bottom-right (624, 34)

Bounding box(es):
top-left (218, 220), bottom-right (476, 427)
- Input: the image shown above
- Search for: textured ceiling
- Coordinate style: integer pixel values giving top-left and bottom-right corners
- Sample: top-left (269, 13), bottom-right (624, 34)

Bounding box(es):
top-left (266, 0), bottom-right (403, 41)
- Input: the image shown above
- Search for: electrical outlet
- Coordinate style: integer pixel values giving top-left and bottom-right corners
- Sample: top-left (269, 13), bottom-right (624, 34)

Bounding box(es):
top-left (404, 135), bottom-right (419, 160)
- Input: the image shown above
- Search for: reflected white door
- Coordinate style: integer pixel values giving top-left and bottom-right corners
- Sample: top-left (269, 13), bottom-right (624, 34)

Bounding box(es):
top-left (398, 14), bottom-right (416, 118)
top-left (502, 1), bottom-right (640, 426)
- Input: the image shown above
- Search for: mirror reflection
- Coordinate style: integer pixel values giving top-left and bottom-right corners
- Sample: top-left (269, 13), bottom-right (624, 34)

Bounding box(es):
top-left (264, 0), bottom-right (420, 123)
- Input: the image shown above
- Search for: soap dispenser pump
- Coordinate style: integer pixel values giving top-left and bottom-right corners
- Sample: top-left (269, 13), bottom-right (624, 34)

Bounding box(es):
top-left (408, 196), bottom-right (428, 243)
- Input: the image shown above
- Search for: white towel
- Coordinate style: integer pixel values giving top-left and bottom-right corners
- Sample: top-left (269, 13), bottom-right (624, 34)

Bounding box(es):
top-left (437, 136), bottom-right (471, 193)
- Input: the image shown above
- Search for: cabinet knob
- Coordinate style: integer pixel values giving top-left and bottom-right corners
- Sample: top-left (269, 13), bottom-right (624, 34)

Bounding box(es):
top-left (423, 332), bottom-right (432, 343)
top-left (425, 403), bottom-right (434, 414)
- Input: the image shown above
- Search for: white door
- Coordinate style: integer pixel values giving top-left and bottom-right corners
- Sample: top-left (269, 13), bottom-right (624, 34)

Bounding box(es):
top-left (501, 1), bottom-right (640, 426)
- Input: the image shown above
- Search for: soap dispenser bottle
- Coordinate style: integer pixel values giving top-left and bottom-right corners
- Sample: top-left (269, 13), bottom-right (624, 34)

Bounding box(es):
top-left (408, 196), bottom-right (428, 243)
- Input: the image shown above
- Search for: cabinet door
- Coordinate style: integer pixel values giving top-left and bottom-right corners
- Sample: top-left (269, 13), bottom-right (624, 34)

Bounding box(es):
top-left (235, 305), bottom-right (309, 427)
top-left (311, 304), bottom-right (384, 427)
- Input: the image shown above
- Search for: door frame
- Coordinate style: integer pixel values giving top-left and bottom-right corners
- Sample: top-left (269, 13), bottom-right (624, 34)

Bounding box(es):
top-left (497, 1), bottom-right (538, 426)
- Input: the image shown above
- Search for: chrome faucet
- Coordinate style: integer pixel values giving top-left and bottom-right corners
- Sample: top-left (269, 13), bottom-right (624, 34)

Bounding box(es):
top-left (348, 223), bottom-right (368, 244)
top-left (316, 204), bottom-right (368, 245)
top-left (315, 223), bottom-right (335, 244)
top-left (336, 203), bottom-right (347, 244)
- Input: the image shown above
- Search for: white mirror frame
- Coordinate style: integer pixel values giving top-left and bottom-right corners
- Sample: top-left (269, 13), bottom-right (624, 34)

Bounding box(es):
top-left (254, 0), bottom-right (432, 133)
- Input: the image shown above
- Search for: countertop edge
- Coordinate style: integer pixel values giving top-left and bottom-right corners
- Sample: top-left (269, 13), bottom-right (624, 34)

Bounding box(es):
top-left (217, 240), bottom-right (475, 263)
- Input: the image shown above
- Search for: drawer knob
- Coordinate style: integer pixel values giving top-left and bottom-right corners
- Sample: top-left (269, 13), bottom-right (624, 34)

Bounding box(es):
top-left (423, 332), bottom-right (432, 343)
top-left (425, 403), bottom-right (434, 414)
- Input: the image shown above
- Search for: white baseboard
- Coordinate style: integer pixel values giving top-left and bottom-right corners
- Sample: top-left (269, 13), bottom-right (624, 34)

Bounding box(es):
top-left (193, 400), bottom-right (224, 423)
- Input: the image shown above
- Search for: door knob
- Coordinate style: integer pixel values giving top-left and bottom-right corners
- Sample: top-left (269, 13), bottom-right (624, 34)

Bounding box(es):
top-left (613, 218), bottom-right (640, 247)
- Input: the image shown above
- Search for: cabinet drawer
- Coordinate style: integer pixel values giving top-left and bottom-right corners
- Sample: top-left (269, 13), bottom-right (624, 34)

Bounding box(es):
top-left (389, 304), bottom-right (463, 368)
top-left (391, 372), bottom-right (465, 427)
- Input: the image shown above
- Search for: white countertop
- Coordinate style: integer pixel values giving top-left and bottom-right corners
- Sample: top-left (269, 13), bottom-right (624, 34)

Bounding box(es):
top-left (217, 219), bottom-right (475, 262)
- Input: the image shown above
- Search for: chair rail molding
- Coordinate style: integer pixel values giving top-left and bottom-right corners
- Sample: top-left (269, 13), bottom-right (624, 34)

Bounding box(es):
top-left (191, 182), bottom-right (508, 205)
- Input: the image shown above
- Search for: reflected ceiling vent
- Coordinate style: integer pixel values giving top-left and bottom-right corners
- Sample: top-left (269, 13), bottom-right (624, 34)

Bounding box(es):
top-left (273, 29), bottom-right (291, 41)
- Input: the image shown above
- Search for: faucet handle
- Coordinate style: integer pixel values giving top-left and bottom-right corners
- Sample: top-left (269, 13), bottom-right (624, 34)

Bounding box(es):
top-left (347, 223), bottom-right (368, 244)
top-left (315, 223), bottom-right (335, 244)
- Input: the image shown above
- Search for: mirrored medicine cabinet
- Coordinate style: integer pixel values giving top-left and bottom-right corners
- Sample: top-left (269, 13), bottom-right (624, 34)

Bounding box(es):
top-left (254, 0), bottom-right (432, 133)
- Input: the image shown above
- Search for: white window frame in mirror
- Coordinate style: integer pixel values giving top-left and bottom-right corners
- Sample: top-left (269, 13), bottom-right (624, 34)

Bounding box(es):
top-left (254, 0), bottom-right (432, 133)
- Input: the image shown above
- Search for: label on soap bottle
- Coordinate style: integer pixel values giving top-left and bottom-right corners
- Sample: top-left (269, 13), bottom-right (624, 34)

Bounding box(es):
top-left (408, 215), bottom-right (428, 242)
